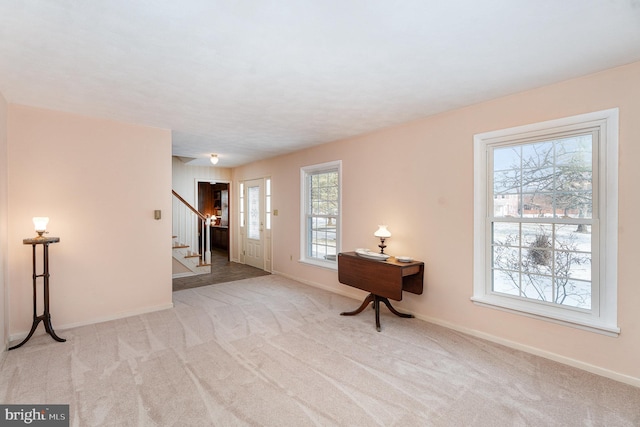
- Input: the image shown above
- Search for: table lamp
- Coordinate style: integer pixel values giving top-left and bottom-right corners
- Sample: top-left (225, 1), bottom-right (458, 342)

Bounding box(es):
top-left (33, 217), bottom-right (49, 238)
top-left (374, 225), bottom-right (391, 254)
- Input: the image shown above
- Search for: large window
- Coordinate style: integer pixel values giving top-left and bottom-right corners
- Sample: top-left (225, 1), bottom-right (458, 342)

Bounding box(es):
top-left (300, 161), bottom-right (341, 268)
top-left (473, 109), bottom-right (618, 335)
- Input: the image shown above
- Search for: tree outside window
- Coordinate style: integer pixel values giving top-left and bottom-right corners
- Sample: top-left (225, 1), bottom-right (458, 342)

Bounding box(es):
top-left (491, 135), bottom-right (593, 309)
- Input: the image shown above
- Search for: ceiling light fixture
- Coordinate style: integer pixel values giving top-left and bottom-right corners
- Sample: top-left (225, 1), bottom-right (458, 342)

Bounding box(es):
top-left (210, 154), bottom-right (219, 165)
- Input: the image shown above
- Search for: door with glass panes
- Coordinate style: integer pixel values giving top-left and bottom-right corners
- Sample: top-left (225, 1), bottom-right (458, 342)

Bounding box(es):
top-left (244, 179), bottom-right (264, 269)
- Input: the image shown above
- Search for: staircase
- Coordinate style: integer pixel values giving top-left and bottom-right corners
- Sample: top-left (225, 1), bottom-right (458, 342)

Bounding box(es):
top-left (172, 190), bottom-right (212, 277)
top-left (172, 236), bottom-right (210, 277)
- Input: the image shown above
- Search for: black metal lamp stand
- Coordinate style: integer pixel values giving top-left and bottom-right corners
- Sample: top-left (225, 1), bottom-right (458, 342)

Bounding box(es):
top-left (9, 236), bottom-right (66, 350)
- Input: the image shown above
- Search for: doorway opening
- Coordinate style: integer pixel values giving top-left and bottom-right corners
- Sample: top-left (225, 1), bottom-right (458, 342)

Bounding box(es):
top-left (197, 180), bottom-right (230, 261)
top-left (172, 179), bottom-right (272, 292)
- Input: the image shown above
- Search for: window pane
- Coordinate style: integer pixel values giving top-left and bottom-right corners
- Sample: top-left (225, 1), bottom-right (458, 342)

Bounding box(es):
top-left (522, 225), bottom-right (553, 277)
top-left (493, 146), bottom-right (521, 171)
top-left (555, 250), bottom-right (591, 281)
top-left (522, 274), bottom-right (553, 301)
top-left (555, 278), bottom-right (591, 309)
top-left (239, 183), bottom-right (245, 227)
top-left (555, 167), bottom-right (592, 191)
top-left (555, 223), bottom-right (591, 252)
top-left (492, 222), bottom-right (520, 246)
top-left (247, 186), bottom-right (260, 240)
top-left (522, 167), bottom-right (554, 193)
top-left (555, 135), bottom-right (592, 166)
top-left (494, 170), bottom-right (519, 194)
top-left (492, 245), bottom-right (520, 271)
top-left (522, 193), bottom-right (553, 217)
top-left (554, 192), bottom-right (592, 219)
top-left (522, 141), bottom-right (554, 169)
top-left (493, 269), bottom-right (520, 296)
top-left (493, 194), bottom-right (521, 218)
top-left (308, 216), bottom-right (337, 259)
top-left (521, 224), bottom-right (552, 247)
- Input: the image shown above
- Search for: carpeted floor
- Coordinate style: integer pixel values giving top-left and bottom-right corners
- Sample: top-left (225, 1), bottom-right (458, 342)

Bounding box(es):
top-left (1, 275), bottom-right (639, 426)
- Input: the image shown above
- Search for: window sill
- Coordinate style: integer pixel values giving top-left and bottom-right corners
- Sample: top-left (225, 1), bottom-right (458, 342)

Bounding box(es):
top-left (471, 295), bottom-right (620, 337)
top-left (299, 258), bottom-right (338, 271)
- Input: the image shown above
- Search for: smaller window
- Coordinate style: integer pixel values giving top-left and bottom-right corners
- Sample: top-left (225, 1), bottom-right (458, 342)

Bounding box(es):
top-left (300, 161), bottom-right (341, 268)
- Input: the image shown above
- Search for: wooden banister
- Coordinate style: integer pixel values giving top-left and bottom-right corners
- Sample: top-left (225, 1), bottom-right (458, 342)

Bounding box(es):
top-left (172, 190), bottom-right (207, 221)
top-left (172, 190), bottom-right (212, 268)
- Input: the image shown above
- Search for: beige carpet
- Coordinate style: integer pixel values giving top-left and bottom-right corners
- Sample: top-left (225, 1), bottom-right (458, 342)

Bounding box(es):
top-left (1, 275), bottom-right (639, 426)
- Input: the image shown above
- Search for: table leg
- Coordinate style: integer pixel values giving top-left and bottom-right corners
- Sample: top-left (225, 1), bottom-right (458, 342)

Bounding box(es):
top-left (341, 293), bottom-right (414, 332)
top-left (374, 296), bottom-right (381, 332)
top-left (380, 297), bottom-right (414, 319)
top-left (340, 293), bottom-right (375, 316)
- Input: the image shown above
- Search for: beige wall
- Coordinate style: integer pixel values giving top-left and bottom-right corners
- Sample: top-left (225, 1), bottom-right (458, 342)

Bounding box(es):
top-left (233, 61), bottom-right (640, 385)
top-left (0, 91), bottom-right (7, 349)
top-left (7, 105), bottom-right (173, 337)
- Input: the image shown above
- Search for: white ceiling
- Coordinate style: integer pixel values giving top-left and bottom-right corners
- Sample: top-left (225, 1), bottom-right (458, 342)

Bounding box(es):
top-left (1, 1), bottom-right (640, 167)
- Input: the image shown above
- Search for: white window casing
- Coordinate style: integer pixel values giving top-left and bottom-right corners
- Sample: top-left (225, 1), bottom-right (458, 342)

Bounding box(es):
top-left (472, 109), bottom-right (619, 336)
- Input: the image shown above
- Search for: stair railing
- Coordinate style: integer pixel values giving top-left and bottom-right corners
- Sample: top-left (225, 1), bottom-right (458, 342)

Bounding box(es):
top-left (172, 190), bottom-right (211, 266)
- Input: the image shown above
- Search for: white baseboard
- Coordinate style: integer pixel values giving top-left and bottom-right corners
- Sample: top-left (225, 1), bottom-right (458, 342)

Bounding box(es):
top-left (413, 313), bottom-right (639, 388)
top-left (172, 272), bottom-right (196, 279)
top-left (272, 271), bottom-right (640, 388)
top-left (8, 302), bottom-right (174, 343)
top-left (271, 270), bottom-right (364, 301)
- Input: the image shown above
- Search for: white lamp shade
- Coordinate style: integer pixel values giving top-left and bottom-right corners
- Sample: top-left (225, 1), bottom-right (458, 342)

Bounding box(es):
top-left (374, 225), bottom-right (391, 238)
top-left (33, 217), bottom-right (49, 232)
top-left (210, 154), bottom-right (219, 165)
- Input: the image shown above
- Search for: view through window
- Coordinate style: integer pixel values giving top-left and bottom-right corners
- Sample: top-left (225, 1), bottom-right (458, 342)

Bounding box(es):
top-left (300, 161), bottom-right (341, 267)
top-left (491, 133), bottom-right (594, 309)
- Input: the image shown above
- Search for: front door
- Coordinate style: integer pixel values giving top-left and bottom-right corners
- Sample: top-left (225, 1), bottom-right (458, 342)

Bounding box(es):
top-left (244, 179), bottom-right (264, 269)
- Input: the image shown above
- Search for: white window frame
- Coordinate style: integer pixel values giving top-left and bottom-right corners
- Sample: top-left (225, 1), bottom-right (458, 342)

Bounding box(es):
top-left (473, 109), bottom-right (619, 336)
top-left (300, 160), bottom-right (342, 269)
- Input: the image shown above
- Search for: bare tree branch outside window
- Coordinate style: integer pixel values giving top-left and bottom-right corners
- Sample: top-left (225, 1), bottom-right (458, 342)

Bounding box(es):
top-left (307, 169), bottom-right (339, 260)
top-left (491, 135), bottom-right (593, 309)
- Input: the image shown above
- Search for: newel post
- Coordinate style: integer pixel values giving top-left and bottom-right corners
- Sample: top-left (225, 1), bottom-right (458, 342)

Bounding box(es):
top-left (204, 215), bottom-right (212, 265)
